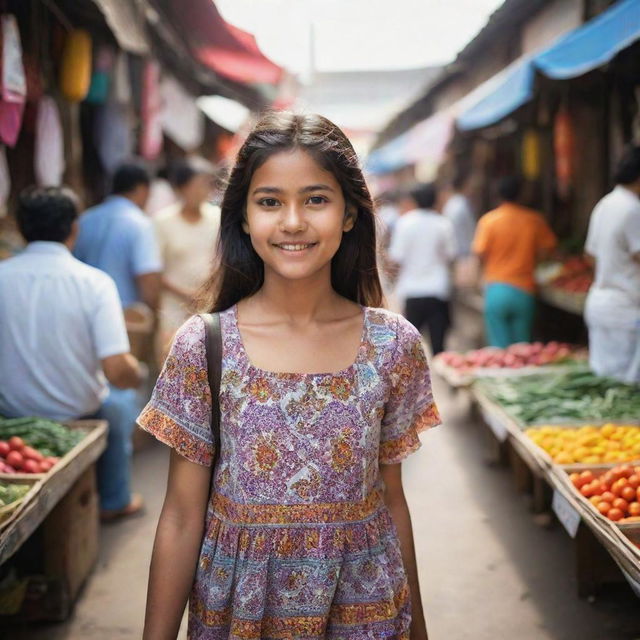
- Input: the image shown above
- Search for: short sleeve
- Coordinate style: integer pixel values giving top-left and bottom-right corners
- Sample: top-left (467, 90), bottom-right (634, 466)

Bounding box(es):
top-left (379, 316), bottom-right (441, 464)
top-left (472, 216), bottom-right (489, 256)
top-left (137, 316), bottom-right (214, 466)
top-left (91, 273), bottom-right (130, 359)
top-left (131, 218), bottom-right (162, 276)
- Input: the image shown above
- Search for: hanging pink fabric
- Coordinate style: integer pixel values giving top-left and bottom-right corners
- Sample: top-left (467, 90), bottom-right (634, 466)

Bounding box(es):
top-left (34, 96), bottom-right (65, 186)
top-left (0, 14), bottom-right (27, 147)
top-left (139, 60), bottom-right (162, 160)
top-left (0, 145), bottom-right (9, 216)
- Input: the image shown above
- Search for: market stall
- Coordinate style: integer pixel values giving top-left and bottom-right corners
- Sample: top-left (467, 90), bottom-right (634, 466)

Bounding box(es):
top-left (435, 360), bottom-right (640, 597)
top-left (0, 418), bottom-right (107, 621)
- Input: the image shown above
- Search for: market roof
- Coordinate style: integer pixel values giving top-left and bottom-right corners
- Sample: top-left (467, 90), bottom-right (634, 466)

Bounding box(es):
top-left (458, 0), bottom-right (640, 131)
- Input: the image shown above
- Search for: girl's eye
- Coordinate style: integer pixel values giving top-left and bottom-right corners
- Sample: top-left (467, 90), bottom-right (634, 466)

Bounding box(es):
top-left (306, 195), bottom-right (328, 205)
top-left (258, 198), bottom-right (280, 207)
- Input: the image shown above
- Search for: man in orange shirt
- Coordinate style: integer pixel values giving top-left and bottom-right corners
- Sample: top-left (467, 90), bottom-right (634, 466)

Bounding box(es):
top-left (473, 176), bottom-right (557, 347)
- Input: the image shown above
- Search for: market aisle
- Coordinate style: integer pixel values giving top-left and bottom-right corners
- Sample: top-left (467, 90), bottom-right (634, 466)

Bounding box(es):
top-left (11, 378), bottom-right (640, 639)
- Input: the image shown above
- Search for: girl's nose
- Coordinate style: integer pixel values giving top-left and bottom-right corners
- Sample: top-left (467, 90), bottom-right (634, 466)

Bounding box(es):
top-left (280, 205), bottom-right (307, 233)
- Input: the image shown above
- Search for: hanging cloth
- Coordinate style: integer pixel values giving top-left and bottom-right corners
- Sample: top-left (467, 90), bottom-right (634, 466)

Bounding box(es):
top-left (34, 96), bottom-right (65, 186)
top-left (0, 14), bottom-right (27, 147)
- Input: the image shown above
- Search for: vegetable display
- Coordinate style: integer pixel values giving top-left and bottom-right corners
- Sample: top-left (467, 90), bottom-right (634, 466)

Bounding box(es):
top-left (525, 424), bottom-right (640, 465)
top-left (436, 341), bottom-right (582, 373)
top-left (546, 256), bottom-right (593, 294)
top-left (476, 371), bottom-right (640, 425)
top-left (569, 465), bottom-right (640, 524)
top-left (0, 417), bottom-right (82, 474)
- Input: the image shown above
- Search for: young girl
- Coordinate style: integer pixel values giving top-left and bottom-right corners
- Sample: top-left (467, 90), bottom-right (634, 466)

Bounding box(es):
top-left (138, 112), bottom-right (441, 640)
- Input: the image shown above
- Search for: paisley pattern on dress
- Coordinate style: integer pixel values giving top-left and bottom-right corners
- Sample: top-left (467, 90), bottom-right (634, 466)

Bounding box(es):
top-left (138, 305), bottom-right (440, 639)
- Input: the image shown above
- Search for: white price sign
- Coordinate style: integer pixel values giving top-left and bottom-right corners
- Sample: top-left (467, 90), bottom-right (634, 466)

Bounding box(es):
top-left (552, 490), bottom-right (581, 538)
top-left (481, 407), bottom-right (509, 442)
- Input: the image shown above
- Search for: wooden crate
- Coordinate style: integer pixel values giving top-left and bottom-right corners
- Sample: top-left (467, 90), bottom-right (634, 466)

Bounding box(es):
top-left (0, 420), bottom-right (107, 565)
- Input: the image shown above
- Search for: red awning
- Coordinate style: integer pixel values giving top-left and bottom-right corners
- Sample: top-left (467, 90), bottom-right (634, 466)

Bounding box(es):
top-left (169, 0), bottom-right (282, 86)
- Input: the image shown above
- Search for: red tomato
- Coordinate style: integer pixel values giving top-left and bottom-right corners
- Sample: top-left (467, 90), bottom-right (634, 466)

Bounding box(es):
top-left (569, 472), bottom-right (581, 488)
top-left (627, 475), bottom-right (640, 490)
top-left (0, 441), bottom-right (9, 457)
top-left (21, 459), bottom-right (40, 474)
top-left (8, 437), bottom-right (24, 451)
top-left (619, 465), bottom-right (634, 479)
top-left (589, 481), bottom-right (604, 496)
top-left (621, 486), bottom-right (636, 502)
top-left (579, 470), bottom-right (594, 484)
top-left (580, 484), bottom-right (594, 498)
top-left (589, 496), bottom-right (601, 506)
top-left (629, 502), bottom-right (640, 517)
top-left (600, 491), bottom-right (616, 503)
top-left (597, 501), bottom-right (612, 515)
top-left (612, 479), bottom-right (629, 497)
top-left (608, 508), bottom-right (624, 522)
top-left (22, 446), bottom-right (44, 462)
top-left (39, 460), bottom-right (53, 473)
top-left (613, 498), bottom-right (629, 514)
top-left (6, 451), bottom-right (23, 469)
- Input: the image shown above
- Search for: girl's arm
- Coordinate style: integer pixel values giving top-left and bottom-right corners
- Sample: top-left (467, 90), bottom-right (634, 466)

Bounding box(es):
top-left (380, 462), bottom-right (429, 640)
top-left (143, 449), bottom-right (212, 640)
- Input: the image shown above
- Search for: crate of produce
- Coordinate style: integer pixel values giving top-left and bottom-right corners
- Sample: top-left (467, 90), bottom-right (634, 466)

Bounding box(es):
top-left (473, 370), bottom-right (640, 428)
top-left (521, 423), bottom-right (640, 470)
top-left (0, 420), bottom-right (107, 566)
top-left (433, 342), bottom-right (587, 387)
top-left (0, 417), bottom-right (102, 480)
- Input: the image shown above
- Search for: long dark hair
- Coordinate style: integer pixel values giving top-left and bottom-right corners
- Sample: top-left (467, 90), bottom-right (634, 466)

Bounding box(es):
top-left (198, 112), bottom-right (383, 312)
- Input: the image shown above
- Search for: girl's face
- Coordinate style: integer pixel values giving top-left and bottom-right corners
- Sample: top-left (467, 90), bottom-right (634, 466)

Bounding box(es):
top-left (243, 149), bottom-right (354, 283)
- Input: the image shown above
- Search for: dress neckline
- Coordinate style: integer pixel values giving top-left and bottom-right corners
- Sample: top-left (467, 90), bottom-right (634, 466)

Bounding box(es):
top-left (230, 304), bottom-right (368, 378)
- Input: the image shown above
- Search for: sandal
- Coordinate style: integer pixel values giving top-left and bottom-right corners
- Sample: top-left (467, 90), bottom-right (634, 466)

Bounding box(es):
top-left (100, 493), bottom-right (145, 523)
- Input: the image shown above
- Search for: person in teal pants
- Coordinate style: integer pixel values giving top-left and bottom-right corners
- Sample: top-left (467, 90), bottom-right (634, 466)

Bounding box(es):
top-left (473, 176), bottom-right (557, 348)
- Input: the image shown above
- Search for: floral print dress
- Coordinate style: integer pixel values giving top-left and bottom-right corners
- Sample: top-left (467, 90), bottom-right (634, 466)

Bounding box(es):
top-left (138, 305), bottom-right (440, 640)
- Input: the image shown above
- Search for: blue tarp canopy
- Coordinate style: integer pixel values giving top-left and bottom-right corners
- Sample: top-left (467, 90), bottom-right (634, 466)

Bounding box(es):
top-left (536, 0), bottom-right (640, 79)
top-left (457, 59), bottom-right (535, 131)
top-left (457, 0), bottom-right (640, 131)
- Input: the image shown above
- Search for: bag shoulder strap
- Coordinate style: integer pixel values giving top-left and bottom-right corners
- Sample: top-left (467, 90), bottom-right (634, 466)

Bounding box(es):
top-left (200, 312), bottom-right (222, 468)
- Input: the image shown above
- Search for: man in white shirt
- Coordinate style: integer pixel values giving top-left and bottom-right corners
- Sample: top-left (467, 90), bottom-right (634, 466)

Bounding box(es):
top-left (442, 173), bottom-right (476, 258)
top-left (585, 145), bottom-right (640, 383)
top-left (0, 187), bottom-right (145, 519)
top-left (389, 183), bottom-right (456, 354)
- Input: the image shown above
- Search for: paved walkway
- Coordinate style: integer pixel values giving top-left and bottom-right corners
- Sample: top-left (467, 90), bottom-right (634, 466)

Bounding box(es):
top-left (9, 372), bottom-right (640, 640)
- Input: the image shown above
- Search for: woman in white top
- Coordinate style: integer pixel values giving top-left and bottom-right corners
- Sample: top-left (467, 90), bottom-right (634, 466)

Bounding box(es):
top-left (585, 145), bottom-right (640, 383)
top-left (154, 158), bottom-right (221, 360)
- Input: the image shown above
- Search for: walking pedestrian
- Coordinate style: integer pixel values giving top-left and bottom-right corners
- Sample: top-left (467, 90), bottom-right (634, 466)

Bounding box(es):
top-left (0, 187), bottom-right (145, 520)
top-left (138, 112), bottom-right (441, 640)
top-left (584, 145), bottom-right (640, 383)
top-left (154, 157), bottom-right (221, 361)
top-left (473, 175), bottom-right (557, 348)
top-left (388, 182), bottom-right (456, 355)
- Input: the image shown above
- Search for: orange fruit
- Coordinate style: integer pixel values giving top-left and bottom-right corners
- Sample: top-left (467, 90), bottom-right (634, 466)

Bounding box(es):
top-left (597, 501), bottom-right (612, 515)
top-left (628, 502), bottom-right (640, 517)
top-left (608, 508), bottom-right (624, 522)
top-left (621, 486), bottom-right (636, 502)
top-left (613, 498), bottom-right (629, 513)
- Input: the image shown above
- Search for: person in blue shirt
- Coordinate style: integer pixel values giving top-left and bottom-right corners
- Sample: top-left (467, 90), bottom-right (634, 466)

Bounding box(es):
top-left (74, 160), bottom-right (163, 312)
top-left (0, 187), bottom-right (145, 520)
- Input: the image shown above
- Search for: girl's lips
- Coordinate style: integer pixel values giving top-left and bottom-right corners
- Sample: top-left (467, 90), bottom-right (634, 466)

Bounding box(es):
top-left (272, 242), bottom-right (318, 253)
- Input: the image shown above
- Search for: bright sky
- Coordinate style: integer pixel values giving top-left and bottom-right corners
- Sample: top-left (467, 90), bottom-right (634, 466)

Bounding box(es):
top-left (216, 0), bottom-right (505, 74)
